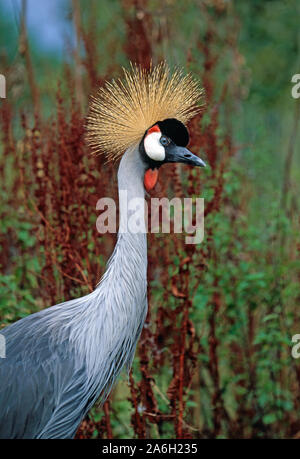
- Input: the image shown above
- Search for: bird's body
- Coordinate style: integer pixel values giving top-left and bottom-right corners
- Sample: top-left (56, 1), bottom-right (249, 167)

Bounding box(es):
top-left (0, 147), bottom-right (148, 438)
top-left (0, 63), bottom-right (205, 438)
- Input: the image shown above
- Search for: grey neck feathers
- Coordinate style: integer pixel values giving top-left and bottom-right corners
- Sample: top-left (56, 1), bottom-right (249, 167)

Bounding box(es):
top-left (117, 144), bottom-right (147, 236)
top-left (97, 144), bottom-right (148, 297)
top-left (97, 144), bottom-right (148, 284)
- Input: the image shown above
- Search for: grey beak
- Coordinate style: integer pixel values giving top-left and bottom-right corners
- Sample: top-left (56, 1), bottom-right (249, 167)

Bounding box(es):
top-left (166, 145), bottom-right (206, 167)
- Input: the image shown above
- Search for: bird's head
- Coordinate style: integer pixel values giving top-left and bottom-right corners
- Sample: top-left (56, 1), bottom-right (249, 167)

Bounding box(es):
top-left (86, 62), bottom-right (205, 191)
top-left (140, 118), bottom-right (205, 192)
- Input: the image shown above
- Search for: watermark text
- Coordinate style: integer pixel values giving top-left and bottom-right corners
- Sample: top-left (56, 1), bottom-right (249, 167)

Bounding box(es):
top-left (0, 74), bottom-right (6, 99)
top-left (96, 192), bottom-right (205, 245)
top-left (0, 334), bottom-right (6, 358)
top-left (291, 74), bottom-right (300, 99)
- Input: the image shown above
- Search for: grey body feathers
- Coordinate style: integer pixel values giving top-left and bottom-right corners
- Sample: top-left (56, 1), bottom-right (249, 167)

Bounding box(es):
top-left (0, 146), bottom-right (148, 438)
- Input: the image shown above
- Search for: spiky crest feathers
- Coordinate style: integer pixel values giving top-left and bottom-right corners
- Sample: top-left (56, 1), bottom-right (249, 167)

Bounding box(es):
top-left (86, 62), bottom-right (203, 161)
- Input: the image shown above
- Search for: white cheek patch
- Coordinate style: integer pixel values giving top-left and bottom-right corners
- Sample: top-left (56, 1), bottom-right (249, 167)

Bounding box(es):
top-left (144, 132), bottom-right (165, 161)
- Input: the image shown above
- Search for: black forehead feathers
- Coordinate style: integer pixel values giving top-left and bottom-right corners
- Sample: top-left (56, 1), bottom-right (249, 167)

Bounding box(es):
top-left (157, 118), bottom-right (189, 147)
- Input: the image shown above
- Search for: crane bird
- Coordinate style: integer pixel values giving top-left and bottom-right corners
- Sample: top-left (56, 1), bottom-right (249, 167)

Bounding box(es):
top-left (0, 63), bottom-right (205, 438)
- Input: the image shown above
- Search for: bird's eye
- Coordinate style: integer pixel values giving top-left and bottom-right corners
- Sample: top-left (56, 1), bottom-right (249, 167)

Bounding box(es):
top-left (160, 136), bottom-right (170, 147)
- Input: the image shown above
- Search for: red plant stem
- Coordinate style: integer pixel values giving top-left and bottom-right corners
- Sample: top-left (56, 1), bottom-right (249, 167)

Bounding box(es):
top-left (208, 281), bottom-right (224, 437)
top-left (177, 300), bottom-right (189, 438)
top-left (129, 371), bottom-right (146, 438)
top-left (177, 259), bottom-right (192, 439)
top-left (103, 401), bottom-right (113, 439)
top-left (72, 0), bottom-right (85, 111)
top-left (19, 0), bottom-right (40, 119)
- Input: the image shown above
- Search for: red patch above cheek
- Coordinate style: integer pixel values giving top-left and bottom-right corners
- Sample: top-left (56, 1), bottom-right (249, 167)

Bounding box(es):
top-left (144, 168), bottom-right (159, 191)
top-left (147, 124), bottom-right (161, 135)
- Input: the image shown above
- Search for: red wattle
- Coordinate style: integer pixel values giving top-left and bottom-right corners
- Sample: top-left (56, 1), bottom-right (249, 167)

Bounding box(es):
top-left (144, 168), bottom-right (159, 191)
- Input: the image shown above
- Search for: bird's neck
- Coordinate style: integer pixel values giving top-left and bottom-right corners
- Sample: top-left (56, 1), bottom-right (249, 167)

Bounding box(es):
top-left (99, 146), bottom-right (148, 286)
top-left (117, 145), bottom-right (147, 236)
